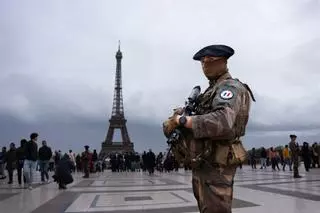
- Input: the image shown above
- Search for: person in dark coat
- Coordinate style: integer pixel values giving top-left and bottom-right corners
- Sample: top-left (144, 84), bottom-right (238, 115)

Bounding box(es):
top-left (260, 147), bottom-right (267, 169)
top-left (142, 151), bottom-right (147, 172)
top-left (52, 153), bottom-right (74, 189)
top-left (16, 139), bottom-right (27, 185)
top-left (5, 143), bottom-right (17, 184)
top-left (38, 140), bottom-right (52, 183)
top-left (302, 142), bottom-right (311, 172)
top-left (23, 132), bottom-right (39, 189)
top-left (75, 154), bottom-right (82, 172)
top-left (0, 147), bottom-right (7, 179)
top-left (250, 148), bottom-right (257, 169)
top-left (91, 149), bottom-right (98, 173)
top-left (146, 149), bottom-right (156, 175)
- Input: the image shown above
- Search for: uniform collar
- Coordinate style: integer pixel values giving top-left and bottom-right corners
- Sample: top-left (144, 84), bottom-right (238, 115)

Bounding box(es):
top-left (209, 72), bottom-right (232, 86)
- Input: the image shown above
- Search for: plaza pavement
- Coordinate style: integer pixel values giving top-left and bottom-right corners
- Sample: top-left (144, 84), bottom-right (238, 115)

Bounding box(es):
top-left (0, 166), bottom-right (319, 213)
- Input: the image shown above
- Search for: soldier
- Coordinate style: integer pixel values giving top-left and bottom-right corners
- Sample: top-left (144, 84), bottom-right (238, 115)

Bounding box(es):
top-left (289, 134), bottom-right (302, 178)
top-left (81, 145), bottom-right (92, 178)
top-left (163, 44), bottom-right (255, 213)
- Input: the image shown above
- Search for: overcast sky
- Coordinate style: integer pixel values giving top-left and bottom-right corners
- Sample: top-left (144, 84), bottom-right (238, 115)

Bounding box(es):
top-left (1, 0), bottom-right (320, 154)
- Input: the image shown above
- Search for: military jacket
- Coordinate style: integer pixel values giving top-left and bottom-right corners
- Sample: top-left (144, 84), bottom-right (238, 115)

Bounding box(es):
top-left (187, 72), bottom-right (254, 167)
top-left (289, 141), bottom-right (299, 160)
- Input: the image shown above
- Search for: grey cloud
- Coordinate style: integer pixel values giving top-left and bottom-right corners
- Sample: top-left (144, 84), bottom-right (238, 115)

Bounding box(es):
top-left (247, 122), bottom-right (320, 133)
top-left (0, 112), bottom-right (166, 154)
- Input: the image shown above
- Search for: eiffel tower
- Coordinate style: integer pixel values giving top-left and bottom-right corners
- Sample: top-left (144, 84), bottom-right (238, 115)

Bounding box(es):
top-left (100, 42), bottom-right (134, 157)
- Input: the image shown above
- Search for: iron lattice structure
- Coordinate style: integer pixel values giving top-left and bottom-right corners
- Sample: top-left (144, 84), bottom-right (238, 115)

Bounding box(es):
top-left (100, 42), bottom-right (134, 156)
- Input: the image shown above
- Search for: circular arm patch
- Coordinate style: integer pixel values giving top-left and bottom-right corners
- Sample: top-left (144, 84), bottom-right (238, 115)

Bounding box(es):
top-left (220, 90), bottom-right (233, 99)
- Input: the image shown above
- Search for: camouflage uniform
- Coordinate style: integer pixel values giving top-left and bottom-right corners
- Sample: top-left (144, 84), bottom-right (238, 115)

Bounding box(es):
top-left (289, 137), bottom-right (300, 178)
top-left (163, 45), bottom-right (254, 213)
top-left (187, 72), bottom-right (253, 213)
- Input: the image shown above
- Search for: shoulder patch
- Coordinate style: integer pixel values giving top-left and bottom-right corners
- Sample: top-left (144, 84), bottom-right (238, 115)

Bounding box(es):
top-left (220, 90), bottom-right (234, 99)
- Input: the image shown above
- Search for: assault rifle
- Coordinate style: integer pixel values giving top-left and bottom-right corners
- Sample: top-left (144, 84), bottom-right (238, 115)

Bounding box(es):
top-left (166, 86), bottom-right (201, 158)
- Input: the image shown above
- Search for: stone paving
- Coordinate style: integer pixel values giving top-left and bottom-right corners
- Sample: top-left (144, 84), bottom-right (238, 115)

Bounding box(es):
top-left (0, 166), bottom-right (320, 213)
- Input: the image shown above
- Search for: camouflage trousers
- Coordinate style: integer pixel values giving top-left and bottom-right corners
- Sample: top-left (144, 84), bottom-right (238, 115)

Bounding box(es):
top-left (292, 156), bottom-right (299, 177)
top-left (192, 165), bottom-right (237, 213)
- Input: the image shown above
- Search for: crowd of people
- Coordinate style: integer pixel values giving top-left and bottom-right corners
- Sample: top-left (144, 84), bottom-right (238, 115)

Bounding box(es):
top-left (0, 133), bottom-right (78, 189)
top-left (105, 149), bottom-right (182, 174)
top-left (0, 132), bottom-right (112, 189)
top-left (3, 132), bottom-right (319, 191)
top-left (0, 132), bottom-right (187, 190)
top-left (248, 141), bottom-right (320, 172)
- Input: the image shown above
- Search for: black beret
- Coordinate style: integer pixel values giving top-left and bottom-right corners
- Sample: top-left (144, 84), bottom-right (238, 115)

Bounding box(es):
top-left (290, 134), bottom-right (297, 138)
top-left (84, 145), bottom-right (89, 148)
top-left (193, 44), bottom-right (234, 61)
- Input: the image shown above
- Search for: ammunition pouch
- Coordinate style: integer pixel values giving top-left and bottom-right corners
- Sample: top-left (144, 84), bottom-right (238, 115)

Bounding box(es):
top-left (190, 139), bottom-right (247, 169)
top-left (214, 139), bottom-right (247, 166)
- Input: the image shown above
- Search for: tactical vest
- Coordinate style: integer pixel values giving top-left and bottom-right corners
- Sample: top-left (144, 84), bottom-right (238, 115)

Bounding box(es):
top-left (190, 78), bottom-right (255, 168)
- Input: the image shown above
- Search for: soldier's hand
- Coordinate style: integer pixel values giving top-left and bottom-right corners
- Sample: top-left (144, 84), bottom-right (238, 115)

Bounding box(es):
top-left (162, 115), bottom-right (179, 138)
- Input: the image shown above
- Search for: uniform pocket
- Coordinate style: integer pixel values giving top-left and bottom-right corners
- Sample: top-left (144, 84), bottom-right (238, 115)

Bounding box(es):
top-left (231, 141), bottom-right (247, 164)
top-left (213, 145), bottom-right (230, 166)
